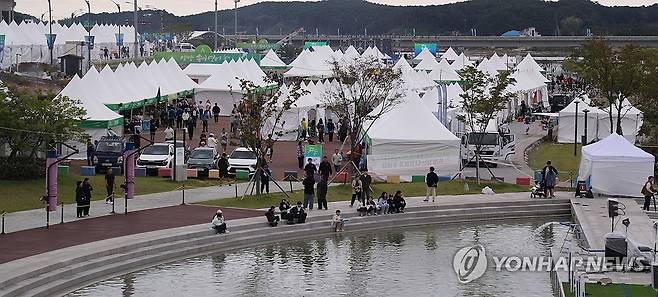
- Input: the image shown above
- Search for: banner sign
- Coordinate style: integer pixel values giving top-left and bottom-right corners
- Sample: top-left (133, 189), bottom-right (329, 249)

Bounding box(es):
top-left (153, 44), bottom-right (260, 65)
top-left (115, 33), bottom-right (124, 47)
top-left (44, 33), bottom-right (56, 50)
top-left (84, 35), bottom-right (95, 50)
top-left (0, 34), bottom-right (5, 62)
top-left (437, 84), bottom-right (448, 126)
top-left (367, 149), bottom-right (459, 177)
top-left (304, 41), bottom-right (327, 49)
top-left (414, 43), bottom-right (437, 57)
top-left (237, 39), bottom-right (279, 51)
top-left (304, 144), bottom-right (322, 167)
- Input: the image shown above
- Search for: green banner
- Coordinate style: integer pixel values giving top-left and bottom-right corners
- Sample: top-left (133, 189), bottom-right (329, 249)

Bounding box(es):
top-left (414, 43), bottom-right (437, 56)
top-left (304, 144), bottom-right (323, 167)
top-left (79, 117), bottom-right (124, 129)
top-left (237, 39), bottom-right (281, 51)
top-left (153, 44), bottom-right (260, 65)
top-left (304, 41), bottom-right (327, 49)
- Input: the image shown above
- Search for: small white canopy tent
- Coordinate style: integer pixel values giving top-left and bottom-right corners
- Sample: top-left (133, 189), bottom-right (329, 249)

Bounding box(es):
top-left (578, 133), bottom-right (654, 197)
top-left (489, 53), bottom-right (508, 71)
top-left (476, 58), bottom-right (499, 76)
top-left (597, 98), bottom-right (644, 144)
top-left (415, 56), bottom-right (440, 72)
top-left (260, 49), bottom-right (287, 69)
top-left (557, 96), bottom-right (605, 144)
top-left (365, 91), bottom-right (460, 177)
top-left (428, 59), bottom-right (460, 82)
top-left (441, 47), bottom-right (459, 62)
top-left (451, 53), bottom-right (473, 71)
top-left (414, 47), bottom-right (436, 62)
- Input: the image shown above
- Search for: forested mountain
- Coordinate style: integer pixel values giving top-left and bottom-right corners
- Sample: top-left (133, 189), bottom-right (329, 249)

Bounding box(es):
top-left (35, 0), bottom-right (658, 36)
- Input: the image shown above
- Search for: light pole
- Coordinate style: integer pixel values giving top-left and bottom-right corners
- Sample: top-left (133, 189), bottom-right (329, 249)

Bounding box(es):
top-left (14, 53), bottom-right (21, 73)
top-left (573, 99), bottom-right (581, 156)
top-left (111, 1), bottom-right (121, 58)
top-left (84, 0), bottom-right (91, 71)
top-left (234, 0), bottom-right (239, 36)
top-left (214, 0), bottom-right (218, 51)
top-left (47, 0), bottom-right (53, 65)
top-left (133, 0), bottom-right (138, 58)
top-left (583, 109), bottom-right (590, 145)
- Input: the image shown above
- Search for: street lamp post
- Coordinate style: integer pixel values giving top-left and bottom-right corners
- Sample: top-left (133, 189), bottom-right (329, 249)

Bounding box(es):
top-left (214, 0), bottom-right (218, 51)
top-left (47, 0), bottom-right (53, 66)
top-left (113, 2), bottom-right (121, 58)
top-left (573, 99), bottom-right (581, 156)
top-left (84, 0), bottom-right (91, 71)
top-left (133, 0), bottom-right (138, 59)
top-left (234, 0), bottom-right (239, 36)
top-left (583, 109), bottom-right (590, 145)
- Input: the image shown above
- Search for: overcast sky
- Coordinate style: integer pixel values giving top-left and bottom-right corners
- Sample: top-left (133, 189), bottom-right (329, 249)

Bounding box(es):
top-left (16, 0), bottom-right (658, 20)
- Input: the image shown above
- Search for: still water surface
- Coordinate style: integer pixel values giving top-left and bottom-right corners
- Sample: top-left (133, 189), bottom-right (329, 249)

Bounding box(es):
top-left (69, 219), bottom-right (566, 297)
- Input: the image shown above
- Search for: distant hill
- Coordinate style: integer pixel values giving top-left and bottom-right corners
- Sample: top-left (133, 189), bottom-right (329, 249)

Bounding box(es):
top-left (25, 0), bottom-right (658, 36)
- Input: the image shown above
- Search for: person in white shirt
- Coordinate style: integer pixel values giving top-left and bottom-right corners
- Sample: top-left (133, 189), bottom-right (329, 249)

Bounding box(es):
top-left (164, 126), bottom-right (174, 141)
top-left (377, 192), bottom-right (389, 214)
top-left (207, 133), bottom-right (217, 148)
top-left (211, 209), bottom-right (227, 234)
top-left (332, 210), bottom-right (344, 232)
top-left (332, 148), bottom-right (343, 173)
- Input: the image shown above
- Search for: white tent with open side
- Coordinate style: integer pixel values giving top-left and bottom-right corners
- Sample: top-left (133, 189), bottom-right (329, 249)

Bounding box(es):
top-left (597, 98), bottom-right (644, 144)
top-left (578, 133), bottom-right (655, 197)
top-left (365, 91), bottom-right (460, 178)
top-left (557, 98), bottom-right (605, 144)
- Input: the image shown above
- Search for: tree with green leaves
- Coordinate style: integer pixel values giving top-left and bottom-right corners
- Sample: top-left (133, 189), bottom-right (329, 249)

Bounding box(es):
top-left (565, 39), bottom-right (647, 136)
top-left (457, 66), bottom-right (516, 183)
top-left (233, 78), bottom-right (305, 195)
top-left (0, 86), bottom-right (86, 180)
top-left (322, 57), bottom-right (405, 173)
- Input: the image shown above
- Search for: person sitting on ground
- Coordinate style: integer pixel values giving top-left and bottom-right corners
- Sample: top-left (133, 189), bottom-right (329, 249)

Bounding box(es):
top-left (289, 201), bottom-right (307, 224)
top-left (386, 193), bottom-right (396, 214)
top-left (332, 210), bottom-right (344, 232)
top-left (211, 209), bottom-right (227, 234)
top-left (366, 197), bottom-right (379, 215)
top-left (265, 206), bottom-right (280, 227)
top-left (377, 192), bottom-right (389, 215)
top-left (393, 191), bottom-right (406, 213)
top-left (356, 200), bottom-right (368, 216)
top-left (279, 199), bottom-right (291, 220)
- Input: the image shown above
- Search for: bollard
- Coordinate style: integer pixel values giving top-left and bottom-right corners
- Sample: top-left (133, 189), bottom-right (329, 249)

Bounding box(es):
top-left (235, 184), bottom-right (238, 198)
top-left (60, 202), bottom-right (64, 224)
top-left (289, 180), bottom-right (293, 193)
top-left (111, 194), bottom-right (116, 214)
top-left (1, 211), bottom-right (5, 235)
top-left (46, 205), bottom-right (49, 229)
top-left (181, 185), bottom-right (186, 205)
top-left (124, 194), bottom-right (128, 215)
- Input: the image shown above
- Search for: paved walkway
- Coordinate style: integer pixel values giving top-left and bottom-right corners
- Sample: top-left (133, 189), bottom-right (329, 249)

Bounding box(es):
top-left (1, 181), bottom-right (304, 234)
top-left (510, 119), bottom-right (546, 176)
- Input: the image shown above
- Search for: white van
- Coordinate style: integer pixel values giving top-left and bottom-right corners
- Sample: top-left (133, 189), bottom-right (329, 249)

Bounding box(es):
top-left (174, 43), bottom-right (196, 52)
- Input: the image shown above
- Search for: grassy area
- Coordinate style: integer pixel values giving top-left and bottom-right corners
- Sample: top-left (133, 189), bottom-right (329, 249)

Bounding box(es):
top-left (528, 142), bottom-right (582, 179)
top-left (563, 282), bottom-right (655, 297)
top-left (0, 176), bottom-right (230, 213)
top-left (198, 180), bottom-right (527, 209)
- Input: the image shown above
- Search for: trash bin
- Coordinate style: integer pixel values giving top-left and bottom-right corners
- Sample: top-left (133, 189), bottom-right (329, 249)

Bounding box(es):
top-left (235, 170), bottom-right (250, 181)
top-left (411, 175), bottom-right (425, 183)
top-left (58, 165), bottom-right (70, 176)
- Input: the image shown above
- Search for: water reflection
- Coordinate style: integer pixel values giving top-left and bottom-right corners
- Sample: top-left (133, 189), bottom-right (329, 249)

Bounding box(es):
top-left (69, 219), bottom-right (567, 297)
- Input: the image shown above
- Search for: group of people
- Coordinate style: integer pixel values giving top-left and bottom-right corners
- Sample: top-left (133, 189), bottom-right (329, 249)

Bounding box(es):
top-left (298, 117), bottom-right (348, 143)
top-left (75, 178), bottom-right (94, 217)
top-left (357, 190), bottom-right (407, 216)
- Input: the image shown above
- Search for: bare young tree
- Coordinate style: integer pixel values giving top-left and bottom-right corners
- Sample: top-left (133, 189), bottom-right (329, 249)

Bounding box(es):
top-left (322, 57), bottom-right (405, 172)
top-left (232, 78), bottom-right (305, 195)
top-left (458, 66), bottom-right (516, 183)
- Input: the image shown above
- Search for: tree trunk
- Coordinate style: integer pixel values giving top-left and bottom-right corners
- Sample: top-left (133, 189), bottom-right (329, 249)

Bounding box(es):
top-left (254, 157), bottom-right (263, 195)
top-left (616, 103), bottom-right (623, 135)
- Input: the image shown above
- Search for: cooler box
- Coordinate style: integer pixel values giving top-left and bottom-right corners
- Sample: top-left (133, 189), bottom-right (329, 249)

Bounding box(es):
top-left (158, 168), bottom-right (172, 177)
top-left (135, 167), bottom-right (147, 177)
top-left (186, 169), bottom-right (198, 178)
top-left (334, 172), bottom-right (348, 183)
top-left (387, 176), bottom-right (400, 184)
top-left (58, 165), bottom-right (69, 176)
top-left (411, 175), bottom-right (425, 183)
top-left (80, 166), bottom-right (95, 176)
top-left (516, 177), bottom-right (531, 186)
top-left (208, 169), bottom-right (220, 179)
top-left (235, 170), bottom-right (250, 181)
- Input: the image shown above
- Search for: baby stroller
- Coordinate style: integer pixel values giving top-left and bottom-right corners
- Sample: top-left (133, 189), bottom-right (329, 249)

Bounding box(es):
top-left (530, 181), bottom-right (546, 199)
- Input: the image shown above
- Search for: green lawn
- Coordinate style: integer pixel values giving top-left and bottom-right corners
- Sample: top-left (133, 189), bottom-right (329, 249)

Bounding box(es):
top-left (563, 282), bottom-right (656, 297)
top-left (0, 176), bottom-right (231, 213)
top-left (528, 142), bottom-right (582, 179)
top-left (198, 180), bottom-right (527, 209)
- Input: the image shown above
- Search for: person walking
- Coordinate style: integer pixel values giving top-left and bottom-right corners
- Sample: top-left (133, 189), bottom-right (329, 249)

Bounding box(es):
top-left (260, 164), bottom-right (271, 194)
top-left (327, 119), bottom-right (335, 142)
top-left (175, 107), bottom-right (183, 129)
top-left (317, 119), bottom-right (325, 143)
top-left (220, 129), bottom-right (228, 152)
top-left (319, 156), bottom-right (332, 181)
top-left (524, 114), bottom-right (531, 135)
top-left (164, 126), bottom-right (174, 141)
top-left (182, 109), bottom-right (190, 127)
top-left (331, 149), bottom-right (343, 173)
top-left (218, 153), bottom-right (229, 180)
top-left (86, 139), bottom-right (95, 166)
top-left (304, 158), bottom-right (317, 179)
top-left (297, 141), bottom-right (304, 169)
top-left (212, 103), bottom-right (221, 123)
top-left (350, 174), bottom-right (362, 207)
top-left (201, 110), bottom-right (210, 133)
top-left (149, 119), bottom-right (158, 142)
top-left (642, 176), bottom-right (657, 211)
top-left (360, 171), bottom-right (372, 202)
top-left (82, 178), bottom-right (93, 216)
top-left (424, 167), bottom-right (439, 202)
top-left (75, 181), bottom-right (85, 218)
top-left (105, 168), bottom-right (115, 204)
top-left (300, 118), bottom-right (308, 140)
top-left (317, 178), bottom-right (328, 210)
top-left (302, 176), bottom-right (315, 210)
top-left (309, 119), bottom-right (316, 139)
top-left (541, 161), bottom-right (558, 198)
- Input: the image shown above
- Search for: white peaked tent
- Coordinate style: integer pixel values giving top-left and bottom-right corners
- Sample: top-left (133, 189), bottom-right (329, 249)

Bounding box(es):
top-left (285, 49), bottom-right (333, 78)
top-left (260, 49), bottom-right (287, 69)
top-left (476, 58), bottom-right (499, 76)
top-left (515, 54), bottom-right (545, 73)
top-left (428, 59), bottom-right (460, 82)
top-left (414, 47), bottom-right (436, 62)
top-left (415, 56), bottom-right (440, 72)
top-left (441, 47), bottom-right (459, 61)
top-left (362, 46), bottom-right (389, 61)
top-left (557, 98), bottom-right (604, 144)
top-left (597, 99), bottom-right (644, 143)
top-left (394, 58), bottom-right (435, 91)
top-left (489, 53), bottom-right (508, 71)
top-left (451, 53), bottom-right (473, 70)
top-left (578, 133), bottom-right (654, 197)
top-left (342, 45), bottom-right (361, 64)
top-left (365, 91), bottom-right (460, 177)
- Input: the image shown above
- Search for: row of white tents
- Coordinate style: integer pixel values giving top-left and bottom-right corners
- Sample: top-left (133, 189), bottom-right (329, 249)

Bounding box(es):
top-left (1, 20), bottom-right (147, 70)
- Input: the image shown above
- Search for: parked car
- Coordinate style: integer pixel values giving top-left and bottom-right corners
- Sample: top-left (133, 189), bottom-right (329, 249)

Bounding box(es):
top-left (94, 136), bottom-right (125, 173)
top-left (136, 143), bottom-right (174, 168)
top-left (227, 147), bottom-right (258, 175)
top-left (187, 147), bottom-right (217, 170)
top-left (173, 42), bottom-right (195, 52)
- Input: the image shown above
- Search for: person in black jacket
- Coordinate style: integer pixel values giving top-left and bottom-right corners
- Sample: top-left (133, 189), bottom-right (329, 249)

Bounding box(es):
top-left (289, 201), bottom-right (307, 224)
top-left (279, 199), bottom-right (291, 220)
top-left (318, 156), bottom-right (332, 181)
top-left (393, 191), bottom-right (406, 213)
top-left (212, 103), bottom-right (221, 123)
top-left (264, 206), bottom-right (280, 227)
top-left (424, 166), bottom-right (439, 202)
top-left (82, 178), bottom-right (93, 216)
top-left (302, 176), bottom-right (315, 210)
top-left (75, 181), bottom-right (85, 218)
top-left (317, 179), bottom-right (328, 210)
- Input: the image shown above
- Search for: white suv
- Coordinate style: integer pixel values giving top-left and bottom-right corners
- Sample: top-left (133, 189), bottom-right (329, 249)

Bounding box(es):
top-left (137, 143), bottom-right (174, 168)
top-left (227, 147), bottom-right (258, 175)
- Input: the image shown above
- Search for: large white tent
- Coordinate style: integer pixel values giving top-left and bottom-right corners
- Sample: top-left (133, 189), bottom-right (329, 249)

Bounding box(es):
top-left (557, 97), bottom-right (604, 144)
top-left (597, 99), bottom-right (644, 143)
top-left (428, 59), bottom-right (460, 82)
top-left (365, 91), bottom-right (460, 177)
top-left (415, 56), bottom-right (440, 72)
top-left (260, 49), bottom-right (287, 69)
top-left (414, 47), bottom-right (436, 62)
top-left (451, 53), bottom-right (474, 70)
top-left (441, 47), bottom-right (459, 62)
top-left (578, 133), bottom-right (654, 197)
top-left (285, 47), bottom-right (334, 78)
